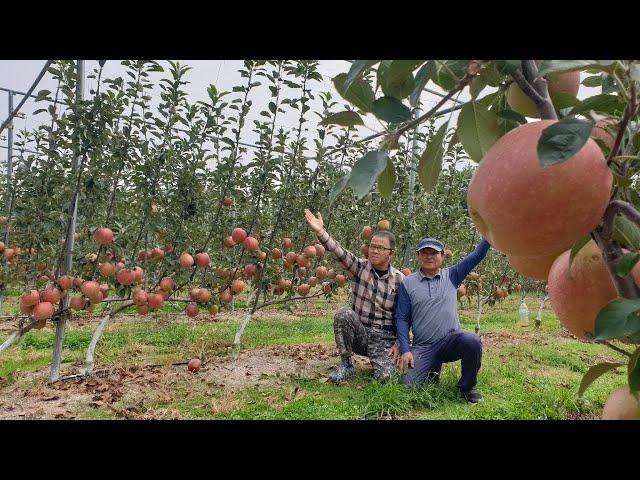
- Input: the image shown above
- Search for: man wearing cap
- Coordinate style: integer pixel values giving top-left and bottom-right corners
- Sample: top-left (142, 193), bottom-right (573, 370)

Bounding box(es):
top-left (304, 209), bottom-right (404, 383)
top-left (396, 237), bottom-right (491, 403)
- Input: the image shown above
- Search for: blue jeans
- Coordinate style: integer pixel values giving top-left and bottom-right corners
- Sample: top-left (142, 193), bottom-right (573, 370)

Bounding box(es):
top-left (402, 330), bottom-right (482, 392)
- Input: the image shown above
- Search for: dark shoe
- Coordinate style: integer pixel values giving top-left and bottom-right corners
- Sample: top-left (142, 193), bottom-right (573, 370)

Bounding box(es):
top-left (328, 359), bottom-right (355, 383)
top-left (460, 388), bottom-right (483, 404)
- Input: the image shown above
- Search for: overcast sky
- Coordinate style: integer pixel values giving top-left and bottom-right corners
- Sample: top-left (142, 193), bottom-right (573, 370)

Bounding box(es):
top-left (0, 60), bottom-right (466, 165)
top-left (0, 60), bottom-right (598, 169)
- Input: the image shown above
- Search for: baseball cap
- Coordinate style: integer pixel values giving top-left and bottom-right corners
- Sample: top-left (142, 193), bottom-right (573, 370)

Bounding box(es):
top-left (416, 238), bottom-right (444, 252)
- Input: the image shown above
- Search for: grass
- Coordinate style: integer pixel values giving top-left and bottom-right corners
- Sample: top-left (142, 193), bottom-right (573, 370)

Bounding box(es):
top-left (0, 296), bottom-right (630, 419)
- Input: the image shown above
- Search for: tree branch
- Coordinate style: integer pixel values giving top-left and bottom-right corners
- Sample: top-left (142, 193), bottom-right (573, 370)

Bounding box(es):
top-left (593, 202), bottom-right (640, 299)
top-left (255, 290), bottom-right (327, 311)
top-left (511, 66), bottom-right (558, 120)
top-left (395, 62), bottom-right (482, 137)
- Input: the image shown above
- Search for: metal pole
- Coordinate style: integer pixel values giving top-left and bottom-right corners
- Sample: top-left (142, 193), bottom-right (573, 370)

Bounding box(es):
top-left (0, 86), bottom-right (67, 106)
top-left (50, 60), bottom-right (83, 383)
top-left (6, 92), bottom-right (13, 182)
top-left (403, 107), bottom-right (421, 267)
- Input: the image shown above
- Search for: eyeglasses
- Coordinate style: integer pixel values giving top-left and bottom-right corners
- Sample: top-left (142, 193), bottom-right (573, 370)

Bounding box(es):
top-left (369, 244), bottom-right (393, 252)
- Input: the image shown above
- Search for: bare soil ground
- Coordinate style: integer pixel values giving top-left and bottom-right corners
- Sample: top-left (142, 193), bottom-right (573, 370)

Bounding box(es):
top-left (0, 342), bottom-right (342, 419)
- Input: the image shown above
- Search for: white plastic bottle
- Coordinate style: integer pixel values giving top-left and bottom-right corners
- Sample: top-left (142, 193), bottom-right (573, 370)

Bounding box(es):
top-left (518, 299), bottom-right (530, 327)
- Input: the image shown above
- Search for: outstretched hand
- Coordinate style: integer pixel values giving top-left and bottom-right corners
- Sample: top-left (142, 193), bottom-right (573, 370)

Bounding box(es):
top-left (304, 209), bottom-right (325, 235)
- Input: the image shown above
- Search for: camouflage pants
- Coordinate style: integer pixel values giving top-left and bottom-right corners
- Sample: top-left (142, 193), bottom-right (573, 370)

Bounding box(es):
top-left (334, 307), bottom-right (397, 381)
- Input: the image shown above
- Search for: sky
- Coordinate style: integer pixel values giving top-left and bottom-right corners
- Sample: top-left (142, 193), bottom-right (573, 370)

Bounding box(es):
top-left (0, 60), bottom-right (599, 169)
top-left (0, 60), bottom-right (465, 167)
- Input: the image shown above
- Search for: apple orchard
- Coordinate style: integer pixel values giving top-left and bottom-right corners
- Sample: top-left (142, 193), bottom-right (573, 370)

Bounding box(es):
top-left (1, 60), bottom-right (640, 419)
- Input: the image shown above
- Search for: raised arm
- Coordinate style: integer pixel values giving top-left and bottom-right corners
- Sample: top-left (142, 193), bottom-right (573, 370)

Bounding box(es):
top-left (449, 239), bottom-right (491, 287)
top-left (304, 209), bottom-right (361, 276)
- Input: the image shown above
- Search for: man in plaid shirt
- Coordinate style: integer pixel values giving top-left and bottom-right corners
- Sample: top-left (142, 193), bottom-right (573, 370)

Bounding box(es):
top-left (304, 209), bottom-right (404, 383)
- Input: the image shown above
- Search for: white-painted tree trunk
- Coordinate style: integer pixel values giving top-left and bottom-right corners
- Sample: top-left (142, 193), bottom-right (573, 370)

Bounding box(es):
top-left (231, 289), bottom-right (258, 359)
top-left (81, 311), bottom-right (113, 375)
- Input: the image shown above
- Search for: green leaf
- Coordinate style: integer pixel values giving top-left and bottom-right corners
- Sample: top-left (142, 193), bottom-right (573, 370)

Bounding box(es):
top-left (333, 73), bottom-right (375, 113)
top-left (478, 62), bottom-right (504, 87)
top-left (602, 75), bottom-right (617, 94)
top-left (497, 109), bottom-right (527, 124)
top-left (417, 122), bottom-right (449, 192)
top-left (497, 60), bottom-right (521, 75)
top-left (348, 150), bottom-right (389, 199)
top-left (551, 92), bottom-right (581, 109)
top-left (629, 190), bottom-right (640, 211)
top-left (469, 75), bottom-right (487, 100)
top-left (410, 62), bottom-right (432, 108)
top-left (387, 60), bottom-right (423, 83)
top-left (328, 174), bottom-right (350, 205)
top-left (582, 75), bottom-right (602, 87)
top-left (377, 61), bottom-right (416, 99)
top-left (381, 132), bottom-right (401, 151)
top-left (536, 117), bottom-right (594, 167)
top-left (613, 215), bottom-right (640, 250)
top-left (629, 348), bottom-right (640, 395)
top-left (569, 234), bottom-right (592, 280)
top-left (570, 94), bottom-right (625, 116)
top-left (446, 130), bottom-right (459, 152)
top-left (319, 110), bottom-right (364, 127)
top-left (456, 101), bottom-right (501, 162)
top-left (377, 157), bottom-right (396, 198)
top-left (268, 102), bottom-right (276, 114)
top-left (344, 60), bottom-right (379, 92)
top-left (426, 60), bottom-right (468, 91)
top-left (478, 92), bottom-right (500, 109)
top-left (616, 253), bottom-right (640, 277)
top-left (578, 362), bottom-right (626, 396)
top-left (35, 89), bottom-right (51, 100)
top-left (537, 60), bottom-right (615, 77)
top-left (594, 298), bottom-right (640, 341)
top-left (371, 97), bottom-right (412, 123)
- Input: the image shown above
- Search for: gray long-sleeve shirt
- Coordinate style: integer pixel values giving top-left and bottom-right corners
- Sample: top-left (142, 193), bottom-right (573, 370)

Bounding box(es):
top-left (396, 240), bottom-right (491, 354)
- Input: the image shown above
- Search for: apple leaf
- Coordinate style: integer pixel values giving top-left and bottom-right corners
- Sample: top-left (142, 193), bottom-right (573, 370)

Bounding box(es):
top-left (410, 62), bottom-right (432, 108)
top-left (319, 111), bottom-right (364, 127)
top-left (328, 174), bottom-right (350, 205)
top-left (377, 157), bottom-right (396, 198)
top-left (537, 60), bottom-right (616, 76)
top-left (348, 150), bottom-right (389, 199)
top-left (594, 298), bottom-right (640, 341)
top-left (456, 101), bottom-right (501, 162)
top-left (613, 215), bottom-right (640, 250)
top-left (343, 60), bottom-right (379, 92)
top-left (537, 117), bottom-right (594, 167)
top-left (417, 122), bottom-right (448, 192)
top-left (568, 234), bottom-right (592, 280)
top-left (333, 73), bottom-right (375, 113)
top-left (371, 97), bottom-right (412, 124)
top-left (578, 362), bottom-right (625, 397)
top-left (616, 253), bottom-right (640, 277)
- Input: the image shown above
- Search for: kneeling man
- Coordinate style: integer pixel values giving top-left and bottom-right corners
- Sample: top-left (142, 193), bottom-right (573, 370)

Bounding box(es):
top-left (396, 237), bottom-right (490, 403)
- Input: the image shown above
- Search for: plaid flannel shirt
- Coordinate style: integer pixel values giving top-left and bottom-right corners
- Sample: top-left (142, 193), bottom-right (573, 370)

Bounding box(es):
top-left (318, 230), bottom-right (405, 328)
